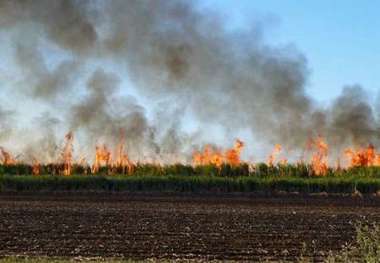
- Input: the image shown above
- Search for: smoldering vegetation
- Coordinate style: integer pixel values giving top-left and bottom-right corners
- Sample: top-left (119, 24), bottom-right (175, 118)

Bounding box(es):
top-left (0, 0), bottom-right (379, 162)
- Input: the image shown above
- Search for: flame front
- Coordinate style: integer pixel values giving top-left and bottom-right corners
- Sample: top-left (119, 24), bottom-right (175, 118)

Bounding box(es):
top-left (3, 132), bottom-right (380, 176)
top-left (267, 144), bottom-right (282, 167)
top-left (91, 133), bottom-right (133, 175)
top-left (0, 147), bottom-right (17, 165)
top-left (225, 139), bottom-right (244, 166)
top-left (62, 132), bottom-right (74, 176)
top-left (114, 133), bottom-right (133, 174)
top-left (345, 144), bottom-right (380, 167)
top-left (193, 139), bottom-right (244, 167)
top-left (92, 145), bottom-right (112, 173)
top-left (310, 136), bottom-right (329, 176)
top-left (32, 158), bottom-right (40, 176)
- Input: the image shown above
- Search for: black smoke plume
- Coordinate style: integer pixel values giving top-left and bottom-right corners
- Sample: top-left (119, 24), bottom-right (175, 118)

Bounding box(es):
top-left (0, 0), bottom-right (378, 162)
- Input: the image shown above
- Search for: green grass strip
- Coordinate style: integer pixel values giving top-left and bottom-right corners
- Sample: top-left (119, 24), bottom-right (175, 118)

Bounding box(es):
top-left (1, 175), bottom-right (380, 194)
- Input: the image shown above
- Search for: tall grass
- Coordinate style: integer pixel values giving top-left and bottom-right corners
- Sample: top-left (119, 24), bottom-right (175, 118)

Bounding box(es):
top-left (1, 174), bottom-right (380, 193)
top-left (3, 163), bottom-right (380, 178)
top-left (2, 162), bottom-right (380, 193)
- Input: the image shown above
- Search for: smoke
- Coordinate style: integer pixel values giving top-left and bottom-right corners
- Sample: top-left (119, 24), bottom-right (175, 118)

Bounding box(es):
top-left (70, 70), bottom-right (147, 135)
top-left (0, 0), bottom-right (97, 54)
top-left (22, 113), bottom-right (61, 163)
top-left (0, 0), bottom-right (379, 162)
top-left (91, 0), bottom-right (316, 148)
top-left (15, 42), bottom-right (80, 101)
top-left (0, 106), bottom-right (13, 141)
top-left (328, 85), bottom-right (379, 147)
top-left (97, 0), bottom-right (380, 149)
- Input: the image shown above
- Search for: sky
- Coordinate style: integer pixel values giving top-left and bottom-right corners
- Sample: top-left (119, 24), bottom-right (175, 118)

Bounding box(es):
top-left (202, 0), bottom-right (380, 102)
top-left (0, 1), bottom-right (379, 162)
top-left (2, 1), bottom-right (378, 105)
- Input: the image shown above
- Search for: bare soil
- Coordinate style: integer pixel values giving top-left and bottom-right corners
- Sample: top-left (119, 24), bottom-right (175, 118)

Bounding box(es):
top-left (1, 193), bottom-right (380, 262)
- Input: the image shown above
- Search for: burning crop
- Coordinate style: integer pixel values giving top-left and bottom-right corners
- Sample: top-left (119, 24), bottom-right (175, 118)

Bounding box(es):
top-left (0, 0), bottom-right (377, 183)
top-left (1, 132), bottom-right (380, 178)
top-left (192, 139), bottom-right (244, 167)
top-left (0, 147), bottom-right (17, 166)
top-left (267, 144), bottom-right (282, 167)
top-left (345, 144), bottom-right (380, 167)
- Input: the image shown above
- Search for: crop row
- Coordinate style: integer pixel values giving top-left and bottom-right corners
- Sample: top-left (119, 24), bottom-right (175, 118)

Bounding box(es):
top-left (1, 174), bottom-right (380, 193)
top-left (2, 163), bottom-right (380, 178)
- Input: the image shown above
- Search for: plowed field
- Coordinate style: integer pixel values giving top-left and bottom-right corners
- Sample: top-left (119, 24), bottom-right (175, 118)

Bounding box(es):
top-left (1, 194), bottom-right (380, 262)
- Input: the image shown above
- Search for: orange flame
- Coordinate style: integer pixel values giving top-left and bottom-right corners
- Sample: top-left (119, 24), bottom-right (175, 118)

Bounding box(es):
top-left (92, 144), bottom-right (112, 173)
top-left (0, 147), bottom-right (17, 165)
top-left (5, 130), bottom-right (380, 176)
top-left (114, 133), bottom-right (133, 174)
top-left (345, 144), bottom-right (380, 167)
top-left (90, 134), bottom-right (134, 174)
top-left (267, 144), bottom-right (282, 166)
top-left (279, 158), bottom-right (288, 165)
top-left (62, 132), bottom-right (74, 176)
top-left (193, 139), bottom-right (245, 167)
top-left (225, 139), bottom-right (244, 166)
top-left (310, 136), bottom-right (329, 176)
top-left (32, 158), bottom-right (40, 176)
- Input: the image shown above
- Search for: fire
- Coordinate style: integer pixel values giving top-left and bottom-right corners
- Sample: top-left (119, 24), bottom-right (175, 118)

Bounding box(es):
top-left (77, 154), bottom-right (87, 167)
top-left (279, 158), bottom-right (288, 165)
top-left (193, 145), bottom-right (223, 167)
top-left (267, 144), bottom-right (282, 166)
top-left (92, 144), bottom-right (112, 173)
top-left (310, 136), bottom-right (329, 176)
top-left (62, 132), bottom-right (74, 176)
top-left (4, 131), bottom-right (380, 177)
top-left (225, 139), bottom-right (244, 166)
top-left (193, 139), bottom-right (244, 167)
top-left (32, 158), bottom-right (40, 176)
top-left (91, 133), bottom-right (133, 174)
top-left (0, 147), bottom-right (17, 165)
top-left (345, 144), bottom-right (380, 167)
top-left (114, 135), bottom-right (133, 174)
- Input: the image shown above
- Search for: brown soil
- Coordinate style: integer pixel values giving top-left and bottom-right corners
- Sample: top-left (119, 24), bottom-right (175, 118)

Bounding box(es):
top-left (1, 193), bottom-right (380, 262)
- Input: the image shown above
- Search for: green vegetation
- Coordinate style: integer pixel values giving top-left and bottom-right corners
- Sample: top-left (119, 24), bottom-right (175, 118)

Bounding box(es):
top-left (3, 162), bottom-right (380, 178)
top-left (326, 223), bottom-right (380, 262)
top-left (1, 163), bottom-right (380, 193)
top-left (1, 174), bottom-right (380, 194)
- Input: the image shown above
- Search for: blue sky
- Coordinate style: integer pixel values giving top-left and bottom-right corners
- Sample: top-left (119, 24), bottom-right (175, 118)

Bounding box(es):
top-left (2, 1), bottom-right (378, 115)
top-left (0, 1), bottom-right (379, 161)
top-left (202, 0), bottom-right (380, 102)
